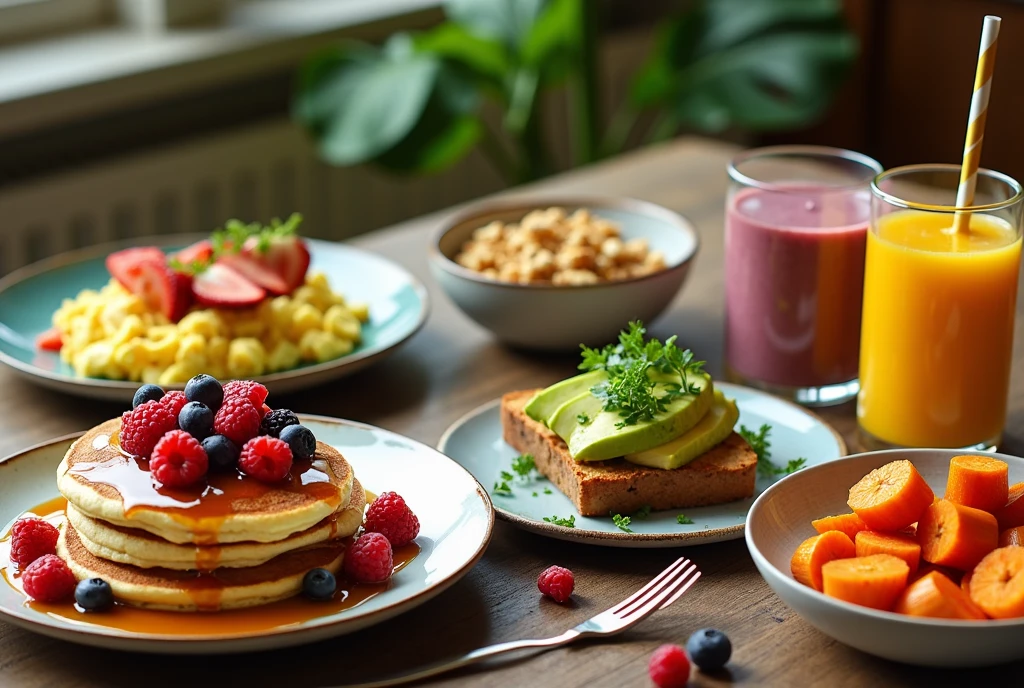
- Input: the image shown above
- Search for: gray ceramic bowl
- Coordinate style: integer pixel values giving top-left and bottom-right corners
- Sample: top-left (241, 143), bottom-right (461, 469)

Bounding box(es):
top-left (746, 448), bottom-right (1024, 667)
top-left (430, 196), bottom-right (699, 350)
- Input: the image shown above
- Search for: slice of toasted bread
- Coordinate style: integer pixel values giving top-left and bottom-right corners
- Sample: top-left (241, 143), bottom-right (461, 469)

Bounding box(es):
top-left (501, 389), bottom-right (757, 517)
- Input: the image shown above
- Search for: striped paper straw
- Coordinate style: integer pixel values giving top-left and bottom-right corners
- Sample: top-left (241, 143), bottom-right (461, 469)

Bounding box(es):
top-left (954, 15), bottom-right (1001, 234)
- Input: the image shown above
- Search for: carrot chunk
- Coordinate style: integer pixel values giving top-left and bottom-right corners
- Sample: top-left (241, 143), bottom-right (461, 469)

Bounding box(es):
top-left (961, 568), bottom-right (973, 595)
top-left (969, 547), bottom-right (1024, 619)
top-left (821, 554), bottom-right (910, 611)
top-left (945, 455), bottom-right (1009, 514)
top-left (894, 570), bottom-right (986, 619)
top-left (999, 526), bottom-right (1024, 548)
top-left (995, 483), bottom-right (1024, 530)
top-left (911, 562), bottom-right (963, 585)
top-left (791, 530), bottom-right (856, 591)
top-left (918, 499), bottom-right (999, 570)
top-left (855, 530), bottom-right (921, 575)
top-left (848, 460), bottom-right (934, 531)
top-left (811, 513), bottom-right (869, 541)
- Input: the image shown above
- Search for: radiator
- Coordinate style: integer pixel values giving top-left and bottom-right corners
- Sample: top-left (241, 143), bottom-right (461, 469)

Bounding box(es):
top-left (0, 117), bottom-right (504, 276)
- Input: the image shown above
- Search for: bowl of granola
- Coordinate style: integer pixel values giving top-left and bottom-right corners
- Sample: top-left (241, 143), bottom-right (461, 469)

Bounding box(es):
top-left (430, 196), bottom-right (699, 350)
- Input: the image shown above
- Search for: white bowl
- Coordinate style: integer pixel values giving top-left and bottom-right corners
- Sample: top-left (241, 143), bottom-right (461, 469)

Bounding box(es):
top-left (430, 196), bottom-right (699, 350)
top-left (746, 448), bottom-right (1024, 667)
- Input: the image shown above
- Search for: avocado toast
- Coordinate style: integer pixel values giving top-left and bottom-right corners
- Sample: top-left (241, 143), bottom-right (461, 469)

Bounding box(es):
top-left (501, 323), bottom-right (757, 517)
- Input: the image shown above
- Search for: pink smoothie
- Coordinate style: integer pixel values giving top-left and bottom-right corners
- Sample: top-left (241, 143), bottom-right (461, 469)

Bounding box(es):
top-left (724, 185), bottom-right (870, 388)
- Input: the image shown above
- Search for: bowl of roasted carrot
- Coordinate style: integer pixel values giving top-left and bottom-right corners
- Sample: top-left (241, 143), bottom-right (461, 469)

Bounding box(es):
top-left (746, 448), bottom-right (1024, 667)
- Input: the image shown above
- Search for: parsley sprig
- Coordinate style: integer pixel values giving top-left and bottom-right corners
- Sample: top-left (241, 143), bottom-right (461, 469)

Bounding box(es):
top-left (492, 470), bottom-right (514, 496)
top-left (611, 513), bottom-right (633, 533)
top-left (543, 515), bottom-right (576, 528)
top-left (677, 514), bottom-right (694, 525)
top-left (169, 213), bottom-right (303, 275)
top-left (492, 455), bottom-right (540, 498)
top-left (739, 424), bottom-right (807, 478)
top-left (510, 453), bottom-right (536, 480)
top-left (581, 322), bottom-right (706, 428)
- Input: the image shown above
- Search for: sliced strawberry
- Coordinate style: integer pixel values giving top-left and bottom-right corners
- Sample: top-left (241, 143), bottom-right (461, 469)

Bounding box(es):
top-left (36, 327), bottom-right (63, 352)
top-left (106, 247), bottom-right (166, 292)
top-left (172, 240), bottom-right (214, 266)
top-left (192, 263), bottom-right (266, 308)
top-left (135, 259), bottom-right (193, 322)
top-left (219, 236), bottom-right (310, 295)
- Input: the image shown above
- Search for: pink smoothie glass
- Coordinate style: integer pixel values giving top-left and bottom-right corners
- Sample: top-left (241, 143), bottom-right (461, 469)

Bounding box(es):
top-left (725, 146), bottom-right (882, 406)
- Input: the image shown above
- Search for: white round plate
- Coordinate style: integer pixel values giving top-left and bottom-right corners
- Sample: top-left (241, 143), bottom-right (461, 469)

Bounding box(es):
top-left (438, 382), bottom-right (846, 548)
top-left (0, 416), bottom-right (493, 654)
top-left (0, 237), bottom-right (429, 402)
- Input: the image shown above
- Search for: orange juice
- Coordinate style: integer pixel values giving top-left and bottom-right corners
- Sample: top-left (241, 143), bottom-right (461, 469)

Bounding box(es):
top-left (858, 209), bottom-right (1021, 447)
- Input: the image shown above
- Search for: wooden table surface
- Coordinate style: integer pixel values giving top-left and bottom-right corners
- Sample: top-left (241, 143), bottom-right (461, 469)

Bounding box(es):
top-left (2, 137), bottom-right (1023, 688)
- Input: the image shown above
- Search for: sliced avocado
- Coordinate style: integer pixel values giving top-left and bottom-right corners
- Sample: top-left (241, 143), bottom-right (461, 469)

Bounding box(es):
top-left (524, 369), bottom-right (607, 425)
top-left (548, 390), bottom-right (604, 441)
top-left (568, 374), bottom-right (714, 461)
top-left (624, 391), bottom-right (739, 469)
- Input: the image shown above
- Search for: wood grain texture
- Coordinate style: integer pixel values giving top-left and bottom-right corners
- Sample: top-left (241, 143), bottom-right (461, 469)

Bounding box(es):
top-left (2, 137), bottom-right (1024, 686)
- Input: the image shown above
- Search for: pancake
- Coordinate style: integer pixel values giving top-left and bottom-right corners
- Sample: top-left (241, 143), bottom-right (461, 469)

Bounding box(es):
top-left (67, 479), bottom-right (366, 571)
top-left (57, 521), bottom-right (348, 611)
top-left (57, 419), bottom-right (353, 545)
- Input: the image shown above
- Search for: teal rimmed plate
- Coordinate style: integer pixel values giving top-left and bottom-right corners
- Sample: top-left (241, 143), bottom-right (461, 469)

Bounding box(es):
top-left (0, 237), bottom-right (429, 401)
top-left (438, 382), bottom-right (847, 548)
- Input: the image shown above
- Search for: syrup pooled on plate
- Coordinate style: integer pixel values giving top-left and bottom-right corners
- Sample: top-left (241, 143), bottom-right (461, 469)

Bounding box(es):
top-left (1, 498), bottom-right (420, 636)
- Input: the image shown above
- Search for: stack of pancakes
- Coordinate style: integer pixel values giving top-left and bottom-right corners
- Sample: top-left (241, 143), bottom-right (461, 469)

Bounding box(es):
top-left (54, 419), bottom-right (365, 611)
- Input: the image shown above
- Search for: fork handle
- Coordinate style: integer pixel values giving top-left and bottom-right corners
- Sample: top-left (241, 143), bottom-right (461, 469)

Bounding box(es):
top-left (333, 629), bottom-right (582, 688)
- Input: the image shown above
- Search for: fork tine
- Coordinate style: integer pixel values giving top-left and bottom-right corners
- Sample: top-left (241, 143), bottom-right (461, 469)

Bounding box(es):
top-left (658, 570), bottom-right (701, 610)
top-left (616, 560), bottom-right (692, 617)
top-left (619, 563), bottom-right (699, 620)
top-left (610, 558), bottom-right (689, 615)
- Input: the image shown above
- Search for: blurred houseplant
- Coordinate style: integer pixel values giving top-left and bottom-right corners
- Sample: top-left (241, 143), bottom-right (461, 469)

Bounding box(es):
top-left (294, 0), bottom-right (855, 185)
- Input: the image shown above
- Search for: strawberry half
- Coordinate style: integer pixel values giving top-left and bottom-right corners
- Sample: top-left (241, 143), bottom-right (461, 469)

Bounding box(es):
top-left (192, 263), bottom-right (266, 307)
top-left (171, 240), bottom-right (214, 266)
top-left (135, 259), bottom-right (193, 322)
top-left (218, 236), bottom-right (310, 295)
top-left (106, 247), bottom-right (166, 293)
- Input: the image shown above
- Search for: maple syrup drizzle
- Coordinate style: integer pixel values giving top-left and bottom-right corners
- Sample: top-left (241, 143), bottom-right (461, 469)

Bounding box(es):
top-left (71, 433), bottom-right (342, 543)
top-left (1, 499), bottom-right (420, 636)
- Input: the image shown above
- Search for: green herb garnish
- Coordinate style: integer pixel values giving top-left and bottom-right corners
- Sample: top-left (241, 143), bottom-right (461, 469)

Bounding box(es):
top-left (493, 470), bottom-right (515, 496)
top-left (511, 453), bottom-right (536, 480)
top-left (677, 514), bottom-right (694, 524)
top-left (173, 213), bottom-right (303, 275)
top-left (611, 513), bottom-right (633, 532)
top-left (543, 515), bottom-right (576, 528)
top-left (633, 505), bottom-right (652, 520)
top-left (543, 488), bottom-right (553, 494)
top-left (532, 492), bottom-right (538, 497)
top-left (577, 413), bottom-right (590, 424)
top-left (740, 424), bottom-right (807, 477)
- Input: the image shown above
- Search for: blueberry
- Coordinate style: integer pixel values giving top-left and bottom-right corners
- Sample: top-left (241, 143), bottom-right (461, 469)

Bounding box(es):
top-left (279, 424), bottom-right (316, 460)
top-left (75, 578), bottom-right (114, 612)
top-left (185, 374), bottom-right (223, 412)
top-left (203, 434), bottom-right (240, 472)
top-left (260, 409), bottom-right (299, 438)
top-left (178, 401), bottom-right (214, 440)
top-left (133, 384), bottom-right (165, 409)
top-left (686, 628), bottom-right (731, 672)
top-left (302, 567), bottom-right (336, 600)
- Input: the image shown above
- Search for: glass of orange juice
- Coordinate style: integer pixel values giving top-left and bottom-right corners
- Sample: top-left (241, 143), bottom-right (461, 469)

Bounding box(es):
top-left (858, 165), bottom-right (1023, 450)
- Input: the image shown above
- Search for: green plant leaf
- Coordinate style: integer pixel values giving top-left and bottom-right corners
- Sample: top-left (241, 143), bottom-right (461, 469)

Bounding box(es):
top-left (414, 22), bottom-right (509, 86)
top-left (631, 0), bottom-right (855, 133)
top-left (445, 0), bottom-right (545, 51)
top-left (521, 0), bottom-right (581, 83)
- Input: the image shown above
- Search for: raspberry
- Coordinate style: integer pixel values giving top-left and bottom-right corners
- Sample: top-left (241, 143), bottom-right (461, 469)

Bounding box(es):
top-left (239, 436), bottom-right (293, 483)
top-left (537, 565), bottom-right (575, 603)
top-left (223, 380), bottom-right (269, 408)
top-left (9, 518), bottom-right (60, 567)
top-left (159, 390), bottom-right (188, 419)
top-left (21, 554), bottom-right (76, 603)
top-left (363, 492), bottom-right (420, 546)
top-left (343, 532), bottom-right (393, 583)
top-left (150, 430), bottom-right (209, 487)
top-left (120, 400), bottom-right (177, 457)
top-left (648, 644), bottom-right (691, 688)
top-left (213, 396), bottom-right (261, 446)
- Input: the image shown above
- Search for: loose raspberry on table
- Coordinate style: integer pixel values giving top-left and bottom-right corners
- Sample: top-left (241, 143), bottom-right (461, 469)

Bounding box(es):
top-left (213, 396), bottom-right (261, 446)
top-left (10, 518), bottom-right (60, 567)
top-left (21, 554), bottom-right (76, 603)
top-left (223, 380), bottom-right (269, 408)
top-left (343, 532), bottom-right (393, 583)
top-left (120, 400), bottom-right (177, 457)
top-left (537, 565), bottom-right (575, 603)
top-left (648, 644), bottom-right (691, 688)
top-left (150, 430), bottom-right (209, 487)
top-left (239, 436), bottom-right (293, 483)
top-left (159, 390), bottom-right (188, 419)
top-left (363, 492), bottom-right (420, 547)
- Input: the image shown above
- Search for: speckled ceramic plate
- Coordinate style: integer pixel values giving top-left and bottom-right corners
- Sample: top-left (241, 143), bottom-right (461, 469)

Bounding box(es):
top-left (438, 382), bottom-right (846, 548)
top-left (0, 237), bottom-right (428, 401)
top-left (0, 416), bottom-right (493, 654)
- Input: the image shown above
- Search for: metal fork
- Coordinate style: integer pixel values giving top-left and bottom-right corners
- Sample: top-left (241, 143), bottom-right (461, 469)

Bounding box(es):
top-left (335, 557), bottom-right (701, 688)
